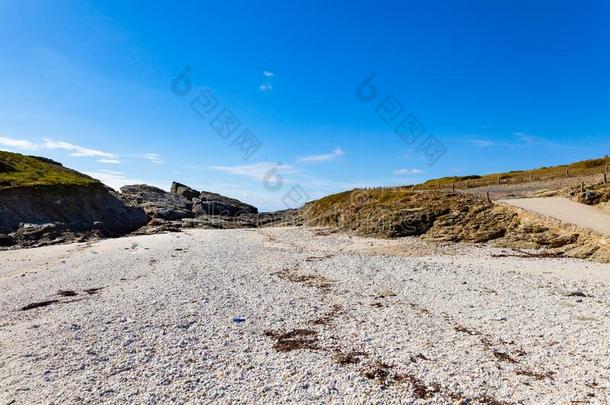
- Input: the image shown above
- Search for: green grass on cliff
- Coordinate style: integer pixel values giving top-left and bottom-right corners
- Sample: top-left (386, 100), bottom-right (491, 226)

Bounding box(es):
top-left (422, 156), bottom-right (610, 189)
top-left (0, 150), bottom-right (99, 189)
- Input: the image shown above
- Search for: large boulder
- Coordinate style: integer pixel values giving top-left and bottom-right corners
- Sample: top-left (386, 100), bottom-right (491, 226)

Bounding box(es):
top-left (195, 190), bottom-right (258, 216)
top-left (168, 181), bottom-right (258, 217)
top-left (170, 181), bottom-right (200, 200)
top-left (120, 185), bottom-right (194, 220)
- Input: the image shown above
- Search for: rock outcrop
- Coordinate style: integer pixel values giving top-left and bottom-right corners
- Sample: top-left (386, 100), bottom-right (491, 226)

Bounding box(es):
top-left (195, 191), bottom-right (258, 216)
top-left (0, 151), bottom-right (149, 248)
top-left (302, 188), bottom-right (610, 263)
top-left (120, 182), bottom-right (264, 234)
top-left (0, 184), bottom-right (148, 248)
top-left (121, 182), bottom-right (258, 220)
top-left (170, 182), bottom-right (200, 200)
top-left (169, 182), bottom-right (258, 216)
top-left (120, 185), bottom-right (194, 220)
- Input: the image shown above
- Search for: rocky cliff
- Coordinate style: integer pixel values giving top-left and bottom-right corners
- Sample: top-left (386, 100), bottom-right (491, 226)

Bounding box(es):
top-left (0, 151), bottom-right (147, 247)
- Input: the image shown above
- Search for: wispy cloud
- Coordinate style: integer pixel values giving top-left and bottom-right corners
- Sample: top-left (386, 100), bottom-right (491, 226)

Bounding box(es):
top-left (263, 70), bottom-right (274, 77)
top-left (84, 170), bottom-right (144, 191)
top-left (211, 162), bottom-right (296, 181)
top-left (468, 132), bottom-right (559, 150)
top-left (259, 83), bottom-right (273, 92)
top-left (43, 139), bottom-right (117, 159)
top-left (468, 139), bottom-right (497, 148)
top-left (394, 168), bottom-right (424, 176)
top-left (98, 158), bottom-right (121, 164)
top-left (0, 136), bottom-right (38, 150)
top-left (298, 147), bottom-right (345, 163)
top-left (138, 153), bottom-right (163, 164)
top-left (513, 132), bottom-right (558, 147)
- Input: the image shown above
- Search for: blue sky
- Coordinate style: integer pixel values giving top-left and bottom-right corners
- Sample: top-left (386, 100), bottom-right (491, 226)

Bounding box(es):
top-left (1, 0), bottom-right (609, 210)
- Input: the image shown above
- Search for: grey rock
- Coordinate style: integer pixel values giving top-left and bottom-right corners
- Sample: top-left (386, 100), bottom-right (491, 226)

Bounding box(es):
top-left (0, 184), bottom-right (148, 239)
top-left (0, 233), bottom-right (15, 247)
top-left (120, 185), bottom-right (194, 221)
top-left (170, 182), bottom-right (200, 200)
top-left (195, 190), bottom-right (258, 217)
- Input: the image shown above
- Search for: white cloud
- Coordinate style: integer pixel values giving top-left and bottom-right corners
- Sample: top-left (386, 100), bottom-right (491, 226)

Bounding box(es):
top-left (468, 139), bottom-right (496, 148)
top-left (84, 170), bottom-right (144, 191)
top-left (298, 147), bottom-right (345, 163)
top-left (43, 138), bottom-right (116, 159)
top-left (139, 153), bottom-right (163, 164)
top-left (98, 158), bottom-right (121, 164)
top-left (394, 168), bottom-right (424, 176)
top-left (259, 83), bottom-right (273, 92)
top-left (0, 136), bottom-right (38, 150)
top-left (513, 132), bottom-right (557, 147)
top-left (211, 162), bottom-right (296, 181)
top-left (263, 70), bottom-right (274, 77)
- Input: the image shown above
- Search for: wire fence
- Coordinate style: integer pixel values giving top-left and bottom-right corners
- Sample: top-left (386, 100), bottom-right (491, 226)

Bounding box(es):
top-left (354, 163), bottom-right (610, 201)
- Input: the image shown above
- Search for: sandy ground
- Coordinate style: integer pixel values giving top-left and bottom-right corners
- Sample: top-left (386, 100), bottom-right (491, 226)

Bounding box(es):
top-left (1, 227), bottom-right (609, 404)
top-left (500, 197), bottom-right (610, 236)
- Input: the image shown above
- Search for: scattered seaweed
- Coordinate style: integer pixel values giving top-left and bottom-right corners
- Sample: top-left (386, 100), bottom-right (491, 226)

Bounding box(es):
top-left (272, 269), bottom-right (333, 291)
top-left (362, 363), bottom-right (440, 398)
top-left (263, 329), bottom-right (319, 352)
top-left (305, 255), bottom-right (333, 262)
top-left (454, 324), bottom-right (480, 336)
top-left (478, 395), bottom-right (511, 405)
top-left (515, 369), bottom-right (555, 380)
top-left (309, 305), bottom-right (342, 325)
top-left (410, 353), bottom-right (430, 362)
top-left (396, 375), bottom-right (440, 399)
top-left (492, 350), bottom-right (517, 363)
top-left (57, 290), bottom-right (78, 297)
top-left (492, 249), bottom-right (563, 259)
top-left (333, 350), bottom-right (367, 365)
top-left (362, 362), bottom-right (395, 384)
top-left (21, 300), bottom-right (59, 311)
top-left (83, 287), bottom-right (105, 295)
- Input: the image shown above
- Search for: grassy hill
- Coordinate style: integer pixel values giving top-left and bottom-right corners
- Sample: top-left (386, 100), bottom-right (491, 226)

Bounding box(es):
top-left (0, 150), bottom-right (99, 189)
top-left (421, 156), bottom-right (610, 189)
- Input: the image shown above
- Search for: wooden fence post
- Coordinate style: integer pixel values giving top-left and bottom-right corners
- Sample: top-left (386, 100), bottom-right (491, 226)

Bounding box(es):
top-left (465, 181), bottom-right (469, 189)
top-left (529, 172), bottom-right (533, 181)
top-left (566, 168), bottom-right (570, 177)
top-left (581, 182), bottom-right (585, 192)
top-left (486, 190), bottom-right (490, 202)
top-left (604, 172), bottom-right (607, 184)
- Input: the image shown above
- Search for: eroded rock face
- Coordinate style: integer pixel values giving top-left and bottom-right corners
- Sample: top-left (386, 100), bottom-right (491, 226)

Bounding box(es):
top-left (303, 188), bottom-right (610, 263)
top-left (194, 191), bottom-right (258, 216)
top-left (0, 184), bottom-right (148, 236)
top-left (119, 183), bottom-right (264, 235)
top-left (170, 182), bottom-right (200, 201)
top-left (119, 185), bottom-right (194, 221)
top-left (167, 182), bottom-right (258, 217)
top-left (0, 183), bottom-right (149, 248)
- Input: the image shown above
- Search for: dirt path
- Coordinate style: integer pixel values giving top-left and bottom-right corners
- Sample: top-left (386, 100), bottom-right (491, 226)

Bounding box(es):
top-left (500, 197), bottom-right (610, 236)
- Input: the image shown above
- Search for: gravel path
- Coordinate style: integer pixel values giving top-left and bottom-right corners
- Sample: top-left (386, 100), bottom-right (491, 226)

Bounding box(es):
top-left (500, 197), bottom-right (610, 236)
top-left (1, 228), bottom-right (609, 404)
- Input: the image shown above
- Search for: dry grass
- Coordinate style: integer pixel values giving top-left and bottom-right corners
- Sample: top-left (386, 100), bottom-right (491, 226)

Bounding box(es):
top-left (422, 156), bottom-right (610, 189)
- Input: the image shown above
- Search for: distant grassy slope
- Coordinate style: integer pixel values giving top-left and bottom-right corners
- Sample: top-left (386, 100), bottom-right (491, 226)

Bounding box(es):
top-left (0, 151), bottom-right (98, 189)
top-left (421, 156), bottom-right (610, 189)
top-left (302, 188), bottom-right (510, 239)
